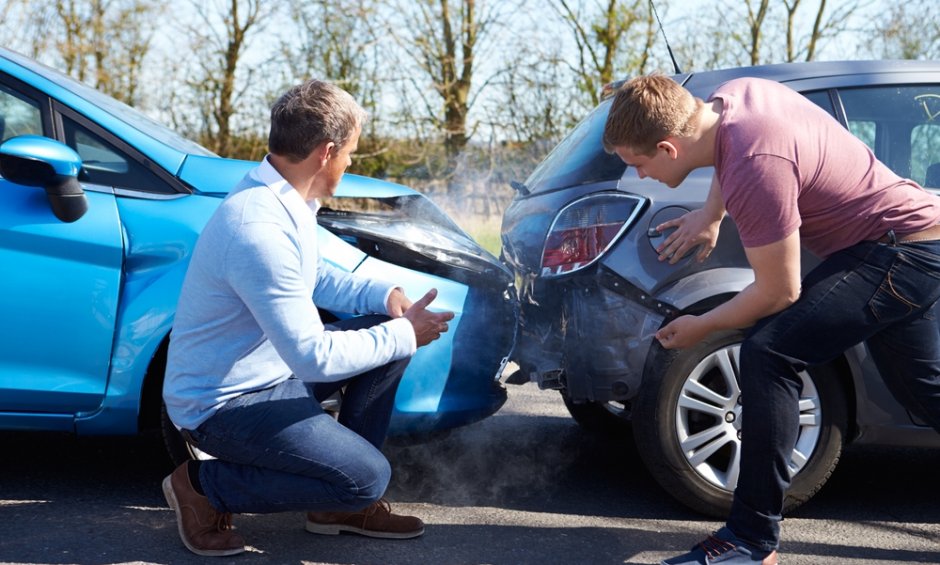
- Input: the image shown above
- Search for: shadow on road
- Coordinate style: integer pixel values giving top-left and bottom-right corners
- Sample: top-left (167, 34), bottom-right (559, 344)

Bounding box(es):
top-left (1, 406), bottom-right (938, 564)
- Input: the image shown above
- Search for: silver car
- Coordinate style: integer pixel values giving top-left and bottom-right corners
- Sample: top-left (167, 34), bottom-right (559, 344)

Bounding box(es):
top-left (500, 60), bottom-right (940, 516)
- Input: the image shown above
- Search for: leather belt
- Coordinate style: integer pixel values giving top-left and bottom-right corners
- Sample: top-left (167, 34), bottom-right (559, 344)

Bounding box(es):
top-left (877, 224), bottom-right (940, 244)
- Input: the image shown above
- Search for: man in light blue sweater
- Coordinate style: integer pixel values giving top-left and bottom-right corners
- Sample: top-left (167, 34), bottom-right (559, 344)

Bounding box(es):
top-left (161, 79), bottom-right (453, 557)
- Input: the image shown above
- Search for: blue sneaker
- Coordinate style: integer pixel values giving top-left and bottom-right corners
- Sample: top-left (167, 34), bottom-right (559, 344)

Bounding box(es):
top-left (661, 527), bottom-right (779, 564)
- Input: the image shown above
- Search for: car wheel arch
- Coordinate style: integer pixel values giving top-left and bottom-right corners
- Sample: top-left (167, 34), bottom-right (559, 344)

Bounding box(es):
top-left (647, 291), bottom-right (860, 441)
top-left (679, 294), bottom-right (860, 441)
top-left (652, 267), bottom-right (755, 312)
top-left (139, 334), bottom-right (198, 466)
top-left (658, 289), bottom-right (858, 420)
top-left (138, 335), bottom-right (170, 433)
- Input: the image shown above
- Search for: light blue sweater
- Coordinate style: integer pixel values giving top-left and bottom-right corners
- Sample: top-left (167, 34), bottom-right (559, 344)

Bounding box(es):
top-left (163, 158), bottom-right (416, 430)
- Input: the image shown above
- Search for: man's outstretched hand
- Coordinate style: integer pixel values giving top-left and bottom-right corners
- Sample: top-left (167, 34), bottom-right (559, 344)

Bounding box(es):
top-left (386, 287), bottom-right (412, 317)
top-left (402, 289), bottom-right (455, 347)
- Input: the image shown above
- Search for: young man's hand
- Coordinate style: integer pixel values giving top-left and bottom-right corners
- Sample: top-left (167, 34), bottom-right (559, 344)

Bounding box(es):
top-left (402, 289), bottom-right (455, 347)
top-left (655, 207), bottom-right (721, 264)
top-left (655, 314), bottom-right (713, 349)
top-left (655, 174), bottom-right (725, 264)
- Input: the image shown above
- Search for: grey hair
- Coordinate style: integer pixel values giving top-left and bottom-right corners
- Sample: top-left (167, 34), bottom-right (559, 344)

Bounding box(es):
top-left (268, 79), bottom-right (368, 162)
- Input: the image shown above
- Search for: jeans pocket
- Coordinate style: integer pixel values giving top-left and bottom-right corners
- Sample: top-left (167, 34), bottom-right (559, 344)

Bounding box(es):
top-left (869, 251), bottom-right (940, 323)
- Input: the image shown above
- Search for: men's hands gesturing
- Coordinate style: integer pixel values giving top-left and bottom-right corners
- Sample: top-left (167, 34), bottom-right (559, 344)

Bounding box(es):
top-left (402, 289), bottom-right (455, 347)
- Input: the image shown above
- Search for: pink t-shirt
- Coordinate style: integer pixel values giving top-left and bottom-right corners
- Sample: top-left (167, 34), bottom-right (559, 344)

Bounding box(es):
top-left (710, 78), bottom-right (940, 258)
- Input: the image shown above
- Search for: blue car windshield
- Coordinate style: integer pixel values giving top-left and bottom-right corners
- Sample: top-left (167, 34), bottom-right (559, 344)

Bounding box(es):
top-left (4, 48), bottom-right (215, 157)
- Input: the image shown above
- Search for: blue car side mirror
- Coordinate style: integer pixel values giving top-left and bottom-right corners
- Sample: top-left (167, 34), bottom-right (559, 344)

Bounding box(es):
top-left (0, 135), bottom-right (88, 222)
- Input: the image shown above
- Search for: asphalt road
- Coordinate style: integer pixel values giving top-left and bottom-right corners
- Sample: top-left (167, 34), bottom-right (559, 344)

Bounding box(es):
top-left (1, 382), bottom-right (938, 565)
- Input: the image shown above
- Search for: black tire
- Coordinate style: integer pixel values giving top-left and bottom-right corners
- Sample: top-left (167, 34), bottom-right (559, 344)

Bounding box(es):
top-left (632, 330), bottom-right (847, 517)
top-left (561, 392), bottom-right (632, 438)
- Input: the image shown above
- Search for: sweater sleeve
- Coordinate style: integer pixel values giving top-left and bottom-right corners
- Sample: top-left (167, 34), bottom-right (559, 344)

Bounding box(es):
top-left (224, 220), bottom-right (416, 383)
top-left (314, 256), bottom-right (397, 315)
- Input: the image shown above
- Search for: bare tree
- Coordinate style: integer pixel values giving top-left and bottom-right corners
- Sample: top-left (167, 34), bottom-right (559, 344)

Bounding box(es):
top-left (678, 0), bottom-right (860, 68)
top-left (284, 1), bottom-right (380, 100)
top-left (179, 0), bottom-right (274, 157)
top-left (283, 0), bottom-right (390, 174)
top-left (868, 0), bottom-right (940, 60)
top-left (783, 0), bottom-right (859, 62)
top-left (744, 0), bottom-right (771, 65)
top-left (0, 0), bottom-right (55, 58)
top-left (416, 0), bottom-right (476, 161)
top-left (10, 0), bottom-right (162, 105)
top-left (487, 45), bottom-right (573, 147)
top-left (670, 7), bottom-right (744, 70)
top-left (389, 0), bottom-right (514, 174)
top-left (103, 1), bottom-right (161, 105)
top-left (554, 0), bottom-right (657, 106)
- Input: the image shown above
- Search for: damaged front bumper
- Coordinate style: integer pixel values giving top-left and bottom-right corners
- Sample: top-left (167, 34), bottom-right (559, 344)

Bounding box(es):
top-left (317, 192), bottom-right (519, 434)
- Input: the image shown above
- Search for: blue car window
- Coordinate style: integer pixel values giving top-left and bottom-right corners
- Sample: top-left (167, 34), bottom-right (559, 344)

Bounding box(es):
top-left (62, 115), bottom-right (172, 194)
top-left (73, 125), bottom-right (130, 175)
top-left (0, 84), bottom-right (41, 143)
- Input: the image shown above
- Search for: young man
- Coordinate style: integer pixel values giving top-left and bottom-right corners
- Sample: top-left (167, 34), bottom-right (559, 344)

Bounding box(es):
top-left (604, 74), bottom-right (940, 564)
top-left (162, 79), bottom-right (454, 557)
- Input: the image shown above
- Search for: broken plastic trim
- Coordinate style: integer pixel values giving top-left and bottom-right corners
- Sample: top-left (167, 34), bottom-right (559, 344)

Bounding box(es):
top-left (512, 267), bottom-right (668, 402)
top-left (318, 194), bottom-right (512, 286)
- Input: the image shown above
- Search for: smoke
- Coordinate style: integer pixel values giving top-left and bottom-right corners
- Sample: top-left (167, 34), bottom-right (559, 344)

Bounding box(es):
top-left (400, 146), bottom-right (534, 247)
top-left (383, 388), bottom-right (586, 507)
top-left (376, 145), bottom-right (588, 506)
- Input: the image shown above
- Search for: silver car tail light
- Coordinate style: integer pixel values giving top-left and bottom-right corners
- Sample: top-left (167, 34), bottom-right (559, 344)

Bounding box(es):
top-left (540, 193), bottom-right (645, 277)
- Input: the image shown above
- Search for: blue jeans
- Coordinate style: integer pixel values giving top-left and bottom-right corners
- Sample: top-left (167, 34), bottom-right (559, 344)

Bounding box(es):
top-left (185, 315), bottom-right (411, 515)
top-left (728, 238), bottom-right (940, 551)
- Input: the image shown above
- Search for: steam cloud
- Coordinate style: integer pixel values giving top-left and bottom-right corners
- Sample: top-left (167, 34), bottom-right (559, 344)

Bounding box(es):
top-left (383, 387), bottom-right (586, 507)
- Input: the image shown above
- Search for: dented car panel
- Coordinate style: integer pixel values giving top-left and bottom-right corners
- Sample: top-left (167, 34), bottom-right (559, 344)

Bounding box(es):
top-left (0, 46), bottom-right (516, 458)
top-left (319, 194), bottom-right (517, 432)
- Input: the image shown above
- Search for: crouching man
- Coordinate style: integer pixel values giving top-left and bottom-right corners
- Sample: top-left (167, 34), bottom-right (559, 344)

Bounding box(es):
top-left (162, 79), bottom-right (453, 556)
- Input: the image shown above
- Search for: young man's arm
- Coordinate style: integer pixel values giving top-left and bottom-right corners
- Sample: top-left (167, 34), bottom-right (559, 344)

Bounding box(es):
top-left (655, 229), bottom-right (802, 349)
top-left (655, 174), bottom-right (726, 263)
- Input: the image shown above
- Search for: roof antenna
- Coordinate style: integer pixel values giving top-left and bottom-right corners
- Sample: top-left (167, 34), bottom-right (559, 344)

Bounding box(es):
top-left (649, 0), bottom-right (682, 74)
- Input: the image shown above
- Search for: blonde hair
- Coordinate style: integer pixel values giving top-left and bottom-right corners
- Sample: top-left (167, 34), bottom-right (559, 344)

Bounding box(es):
top-left (602, 74), bottom-right (699, 156)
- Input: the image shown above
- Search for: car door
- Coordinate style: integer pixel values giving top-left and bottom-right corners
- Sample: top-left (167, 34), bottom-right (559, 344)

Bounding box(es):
top-left (0, 75), bottom-right (123, 423)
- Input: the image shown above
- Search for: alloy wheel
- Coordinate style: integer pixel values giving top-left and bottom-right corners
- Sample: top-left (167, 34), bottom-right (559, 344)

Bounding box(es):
top-left (675, 343), bottom-right (822, 492)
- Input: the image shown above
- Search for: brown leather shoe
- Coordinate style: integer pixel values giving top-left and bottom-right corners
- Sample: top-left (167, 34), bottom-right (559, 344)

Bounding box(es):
top-left (162, 462), bottom-right (246, 556)
top-left (306, 498), bottom-right (425, 539)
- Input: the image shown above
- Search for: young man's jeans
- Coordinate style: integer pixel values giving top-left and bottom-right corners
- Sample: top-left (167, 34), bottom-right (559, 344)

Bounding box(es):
top-left (183, 315), bottom-right (411, 515)
top-left (729, 238), bottom-right (940, 551)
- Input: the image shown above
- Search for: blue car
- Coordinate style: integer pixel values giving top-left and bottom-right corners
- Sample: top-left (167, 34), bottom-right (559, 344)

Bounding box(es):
top-left (0, 47), bottom-right (517, 463)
